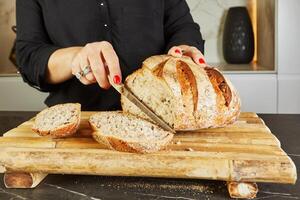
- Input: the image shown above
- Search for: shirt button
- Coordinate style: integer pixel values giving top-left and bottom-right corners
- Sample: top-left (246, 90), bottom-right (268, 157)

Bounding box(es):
top-left (100, 2), bottom-right (104, 6)
top-left (104, 24), bottom-right (108, 27)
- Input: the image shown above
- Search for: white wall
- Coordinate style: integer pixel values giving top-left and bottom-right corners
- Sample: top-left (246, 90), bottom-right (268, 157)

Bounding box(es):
top-left (277, 0), bottom-right (300, 113)
top-left (277, 0), bottom-right (300, 75)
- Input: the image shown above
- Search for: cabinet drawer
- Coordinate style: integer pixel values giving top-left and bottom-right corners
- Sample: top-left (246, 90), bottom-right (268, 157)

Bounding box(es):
top-left (278, 75), bottom-right (300, 113)
top-left (226, 74), bottom-right (277, 113)
top-left (0, 77), bottom-right (48, 111)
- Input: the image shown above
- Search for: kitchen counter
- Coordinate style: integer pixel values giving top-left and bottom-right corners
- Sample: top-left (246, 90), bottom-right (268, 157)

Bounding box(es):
top-left (0, 112), bottom-right (299, 200)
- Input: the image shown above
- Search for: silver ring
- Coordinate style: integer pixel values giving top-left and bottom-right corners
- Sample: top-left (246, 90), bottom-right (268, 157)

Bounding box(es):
top-left (82, 65), bottom-right (92, 76)
top-left (75, 71), bottom-right (84, 80)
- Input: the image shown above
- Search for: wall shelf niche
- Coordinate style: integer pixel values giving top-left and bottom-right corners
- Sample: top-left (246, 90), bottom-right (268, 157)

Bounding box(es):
top-left (217, 0), bottom-right (277, 74)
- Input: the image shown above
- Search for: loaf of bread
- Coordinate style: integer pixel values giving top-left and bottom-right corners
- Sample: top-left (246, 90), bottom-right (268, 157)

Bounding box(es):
top-left (32, 103), bottom-right (81, 138)
top-left (121, 55), bottom-right (241, 130)
top-left (89, 112), bottom-right (174, 153)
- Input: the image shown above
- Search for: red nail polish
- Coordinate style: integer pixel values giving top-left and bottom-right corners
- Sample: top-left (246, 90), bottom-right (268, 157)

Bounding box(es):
top-left (199, 58), bottom-right (206, 64)
top-left (113, 75), bottom-right (121, 85)
top-left (175, 49), bottom-right (181, 54)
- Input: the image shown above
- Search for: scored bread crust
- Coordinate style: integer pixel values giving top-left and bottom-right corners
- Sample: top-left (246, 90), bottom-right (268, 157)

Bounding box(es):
top-left (32, 103), bottom-right (81, 138)
top-left (121, 55), bottom-right (241, 131)
top-left (89, 112), bottom-right (174, 153)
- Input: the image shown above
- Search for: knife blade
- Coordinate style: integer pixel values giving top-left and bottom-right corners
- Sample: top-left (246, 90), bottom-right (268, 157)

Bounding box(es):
top-left (108, 76), bottom-right (176, 133)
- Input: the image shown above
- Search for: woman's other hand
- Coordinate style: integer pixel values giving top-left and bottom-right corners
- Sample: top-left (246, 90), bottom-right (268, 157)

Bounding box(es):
top-left (168, 45), bottom-right (206, 66)
top-left (71, 41), bottom-right (122, 89)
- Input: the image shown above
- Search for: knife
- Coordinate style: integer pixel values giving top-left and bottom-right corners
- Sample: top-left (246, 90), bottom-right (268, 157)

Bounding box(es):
top-left (108, 76), bottom-right (176, 134)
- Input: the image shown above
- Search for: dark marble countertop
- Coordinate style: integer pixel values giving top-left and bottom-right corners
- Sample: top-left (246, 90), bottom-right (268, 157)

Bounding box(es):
top-left (0, 112), bottom-right (299, 200)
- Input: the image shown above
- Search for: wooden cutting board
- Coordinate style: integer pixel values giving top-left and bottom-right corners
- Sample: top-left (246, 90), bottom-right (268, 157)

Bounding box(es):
top-left (0, 112), bottom-right (297, 187)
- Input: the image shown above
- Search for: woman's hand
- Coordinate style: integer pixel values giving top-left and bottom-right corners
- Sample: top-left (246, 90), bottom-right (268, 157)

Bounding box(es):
top-left (168, 45), bottom-right (206, 65)
top-left (71, 41), bottom-right (122, 89)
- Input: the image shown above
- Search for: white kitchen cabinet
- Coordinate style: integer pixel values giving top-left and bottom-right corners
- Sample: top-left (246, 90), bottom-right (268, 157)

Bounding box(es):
top-left (278, 75), bottom-right (300, 113)
top-left (0, 77), bottom-right (47, 111)
top-left (225, 74), bottom-right (277, 113)
top-left (0, 74), bottom-right (278, 113)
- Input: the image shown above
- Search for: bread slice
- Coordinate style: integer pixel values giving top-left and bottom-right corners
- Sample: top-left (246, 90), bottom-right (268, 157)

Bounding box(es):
top-left (121, 68), bottom-right (177, 127)
top-left (89, 112), bottom-right (174, 153)
top-left (32, 103), bottom-right (81, 138)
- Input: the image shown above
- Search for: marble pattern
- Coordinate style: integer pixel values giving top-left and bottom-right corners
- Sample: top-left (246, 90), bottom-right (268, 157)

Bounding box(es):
top-left (187, 0), bottom-right (248, 62)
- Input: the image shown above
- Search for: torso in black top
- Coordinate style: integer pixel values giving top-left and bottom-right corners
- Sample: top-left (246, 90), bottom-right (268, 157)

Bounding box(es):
top-left (16, 0), bottom-right (204, 111)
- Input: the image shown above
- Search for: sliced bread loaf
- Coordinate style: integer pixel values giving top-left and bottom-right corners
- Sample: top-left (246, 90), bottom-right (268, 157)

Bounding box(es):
top-left (89, 112), bottom-right (174, 153)
top-left (32, 103), bottom-right (81, 138)
top-left (121, 55), bottom-right (241, 130)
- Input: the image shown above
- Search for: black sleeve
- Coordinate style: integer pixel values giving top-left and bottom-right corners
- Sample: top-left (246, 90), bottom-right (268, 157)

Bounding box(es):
top-left (16, 0), bottom-right (61, 92)
top-left (164, 0), bottom-right (205, 54)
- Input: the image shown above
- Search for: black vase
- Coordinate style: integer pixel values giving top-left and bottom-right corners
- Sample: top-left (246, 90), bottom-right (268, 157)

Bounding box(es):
top-left (223, 7), bottom-right (254, 64)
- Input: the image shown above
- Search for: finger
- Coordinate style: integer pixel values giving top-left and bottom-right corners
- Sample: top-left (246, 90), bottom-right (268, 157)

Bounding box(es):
top-left (180, 46), bottom-right (206, 65)
top-left (83, 65), bottom-right (96, 83)
top-left (85, 71), bottom-right (96, 83)
top-left (72, 54), bottom-right (91, 85)
top-left (87, 50), bottom-right (110, 89)
top-left (190, 47), bottom-right (206, 65)
top-left (79, 56), bottom-right (97, 84)
top-left (168, 46), bottom-right (183, 58)
top-left (101, 42), bottom-right (122, 85)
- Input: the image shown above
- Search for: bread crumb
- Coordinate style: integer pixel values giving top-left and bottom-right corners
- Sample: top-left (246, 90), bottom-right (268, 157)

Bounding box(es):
top-left (237, 183), bottom-right (251, 196)
top-left (175, 141), bottom-right (181, 145)
top-left (186, 148), bottom-right (194, 152)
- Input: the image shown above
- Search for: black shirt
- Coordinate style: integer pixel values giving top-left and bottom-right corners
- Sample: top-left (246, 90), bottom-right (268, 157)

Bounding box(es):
top-left (16, 0), bottom-right (204, 111)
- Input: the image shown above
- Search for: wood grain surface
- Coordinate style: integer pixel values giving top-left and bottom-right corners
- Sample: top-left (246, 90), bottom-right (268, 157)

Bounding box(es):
top-left (0, 112), bottom-right (297, 185)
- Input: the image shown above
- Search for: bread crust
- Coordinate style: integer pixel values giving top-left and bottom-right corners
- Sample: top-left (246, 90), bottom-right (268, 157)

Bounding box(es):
top-left (122, 55), bottom-right (241, 130)
top-left (89, 112), bottom-right (174, 154)
top-left (32, 103), bottom-right (81, 138)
